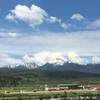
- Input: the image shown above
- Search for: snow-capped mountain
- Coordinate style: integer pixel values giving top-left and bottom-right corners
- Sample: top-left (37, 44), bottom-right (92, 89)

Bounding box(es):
top-left (23, 52), bottom-right (67, 66)
top-left (21, 51), bottom-right (100, 69)
top-left (22, 51), bottom-right (86, 68)
top-left (1, 51), bottom-right (100, 69)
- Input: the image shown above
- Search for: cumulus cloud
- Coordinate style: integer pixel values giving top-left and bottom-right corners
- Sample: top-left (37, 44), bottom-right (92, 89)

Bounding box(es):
top-left (23, 51), bottom-right (86, 66)
top-left (6, 4), bottom-right (48, 28)
top-left (71, 13), bottom-right (84, 21)
top-left (34, 51), bottom-right (67, 65)
top-left (6, 4), bottom-right (71, 29)
top-left (47, 16), bottom-right (61, 23)
top-left (47, 16), bottom-right (71, 29)
top-left (22, 51), bottom-right (91, 66)
top-left (67, 52), bottom-right (84, 64)
top-left (23, 51), bottom-right (67, 66)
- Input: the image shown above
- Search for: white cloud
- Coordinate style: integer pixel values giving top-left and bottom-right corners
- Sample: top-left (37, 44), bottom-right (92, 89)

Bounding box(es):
top-left (33, 51), bottom-right (66, 65)
top-left (6, 14), bottom-right (15, 21)
top-left (47, 16), bottom-right (71, 29)
top-left (71, 13), bottom-right (84, 21)
top-left (23, 51), bottom-right (84, 66)
top-left (6, 4), bottom-right (71, 29)
top-left (67, 52), bottom-right (84, 64)
top-left (8, 32), bottom-right (17, 37)
top-left (0, 31), bottom-right (18, 38)
top-left (6, 4), bottom-right (48, 28)
top-left (0, 54), bottom-right (23, 67)
top-left (0, 30), bottom-right (100, 55)
top-left (22, 51), bottom-right (90, 66)
top-left (87, 19), bottom-right (100, 29)
top-left (1, 51), bottom-right (100, 67)
top-left (61, 23), bottom-right (71, 29)
top-left (47, 16), bottom-right (61, 23)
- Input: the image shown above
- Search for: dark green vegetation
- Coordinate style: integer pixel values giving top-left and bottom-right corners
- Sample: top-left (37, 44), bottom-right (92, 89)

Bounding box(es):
top-left (0, 67), bottom-right (100, 88)
top-left (0, 66), bottom-right (100, 99)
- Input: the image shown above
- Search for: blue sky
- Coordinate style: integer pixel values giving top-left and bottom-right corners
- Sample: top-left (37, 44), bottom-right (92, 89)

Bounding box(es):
top-left (0, 0), bottom-right (100, 66)
top-left (0, 0), bottom-right (100, 32)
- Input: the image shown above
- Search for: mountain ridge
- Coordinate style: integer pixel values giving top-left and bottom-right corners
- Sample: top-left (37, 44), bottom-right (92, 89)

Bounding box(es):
top-left (1, 51), bottom-right (100, 68)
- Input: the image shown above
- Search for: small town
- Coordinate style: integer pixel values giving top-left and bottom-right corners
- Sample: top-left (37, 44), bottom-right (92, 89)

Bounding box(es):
top-left (44, 83), bottom-right (100, 91)
top-left (0, 83), bottom-right (99, 100)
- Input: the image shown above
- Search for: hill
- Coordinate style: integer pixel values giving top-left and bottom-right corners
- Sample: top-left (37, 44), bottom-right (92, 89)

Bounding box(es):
top-left (0, 67), bottom-right (100, 87)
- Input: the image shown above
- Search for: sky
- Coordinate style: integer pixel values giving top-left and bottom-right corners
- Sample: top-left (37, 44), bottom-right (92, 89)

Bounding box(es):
top-left (0, 0), bottom-right (100, 66)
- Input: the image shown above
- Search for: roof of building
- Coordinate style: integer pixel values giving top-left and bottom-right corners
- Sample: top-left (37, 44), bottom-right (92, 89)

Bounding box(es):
top-left (57, 84), bottom-right (79, 87)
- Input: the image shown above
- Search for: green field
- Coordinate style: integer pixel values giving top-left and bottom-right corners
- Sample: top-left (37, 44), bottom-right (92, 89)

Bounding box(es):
top-left (0, 90), bottom-right (100, 100)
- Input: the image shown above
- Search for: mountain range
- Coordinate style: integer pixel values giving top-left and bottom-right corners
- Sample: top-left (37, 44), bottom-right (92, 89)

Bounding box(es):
top-left (0, 52), bottom-right (100, 87)
top-left (1, 51), bottom-right (100, 74)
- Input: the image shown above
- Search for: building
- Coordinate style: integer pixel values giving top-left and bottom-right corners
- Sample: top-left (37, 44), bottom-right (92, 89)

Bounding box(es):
top-left (45, 84), bottom-right (83, 91)
top-left (57, 84), bottom-right (83, 90)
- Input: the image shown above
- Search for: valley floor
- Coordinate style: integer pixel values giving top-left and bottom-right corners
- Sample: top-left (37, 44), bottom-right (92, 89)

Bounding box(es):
top-left (0, 89), bottom-right (100, 100)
